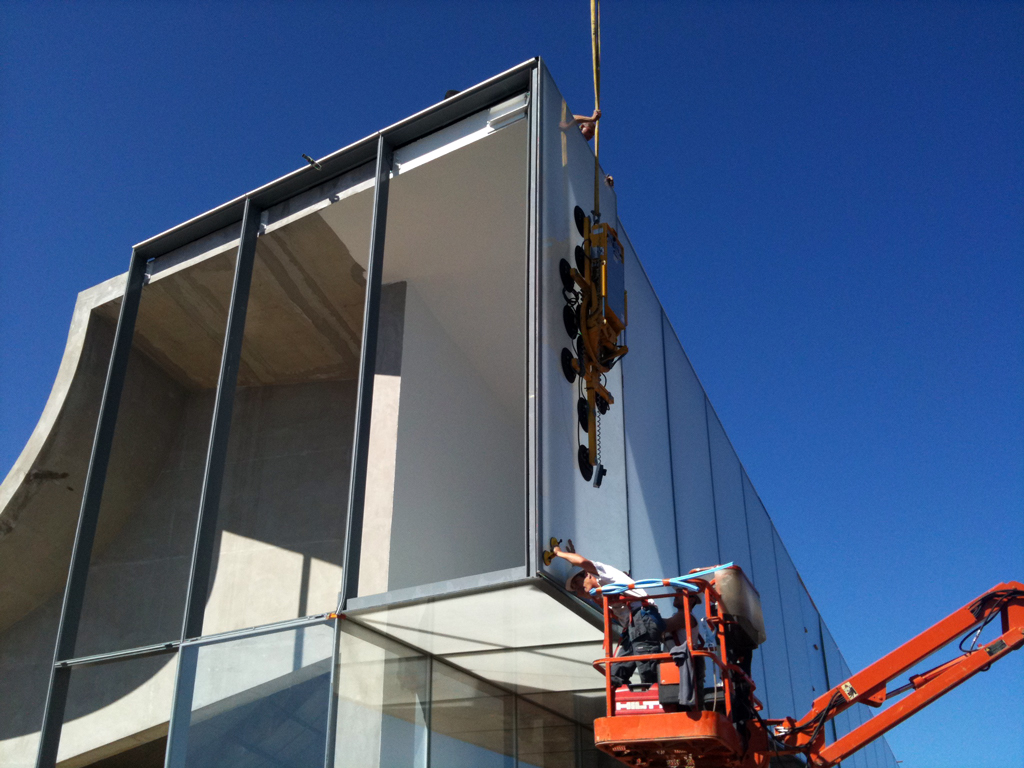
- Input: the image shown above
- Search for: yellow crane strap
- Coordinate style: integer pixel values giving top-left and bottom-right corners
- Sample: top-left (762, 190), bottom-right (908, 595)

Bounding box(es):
top-left (591, 0), bottom-right (602, 217)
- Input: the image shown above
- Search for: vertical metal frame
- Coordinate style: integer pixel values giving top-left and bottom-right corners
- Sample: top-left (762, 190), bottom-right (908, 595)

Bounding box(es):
top-left (525, 64), bottom-right (542, 579)
top-left (339, 133), bottom-right (393, 607)
top-left (180, 196), bottom-right (262, 641)
top-left (35, 248), bottom-right (148, 768)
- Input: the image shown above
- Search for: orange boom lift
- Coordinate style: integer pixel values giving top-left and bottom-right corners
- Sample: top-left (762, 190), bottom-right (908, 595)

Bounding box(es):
top-left (589, 567), bottom-right (1024, 767)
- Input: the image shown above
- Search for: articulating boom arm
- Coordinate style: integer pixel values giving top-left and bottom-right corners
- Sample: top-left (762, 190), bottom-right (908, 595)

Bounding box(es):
top-left (773, 581), bottom-right (1024, 767)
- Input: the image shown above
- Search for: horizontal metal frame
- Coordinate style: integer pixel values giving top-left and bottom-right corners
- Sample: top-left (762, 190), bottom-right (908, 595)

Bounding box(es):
top-left (179, 612), bottom-right (334, 649)
top-left (132, 59), bottom-right (537, 262)
top-left (55, 641), bottom-right (179, 669)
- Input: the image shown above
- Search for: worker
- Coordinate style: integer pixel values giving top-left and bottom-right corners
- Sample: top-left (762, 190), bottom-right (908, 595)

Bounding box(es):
top-left (664, 593), bottom-right (705, 711)
top-left (553, 545), bottom-right (664, 687)
top-left (560, 108), bottom-right (601, 141)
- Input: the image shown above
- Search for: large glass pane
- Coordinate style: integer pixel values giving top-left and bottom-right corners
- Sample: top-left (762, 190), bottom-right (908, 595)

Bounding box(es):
top-left (57, 653), bottom-right (176, 766)
top-left (742, 476), bottom-right (793, 719)
top-left (429, 661), bottom-right (514, 767)
top-left (621, 237), bottom-right (678, 580)
top-left (77, 240), bottom-right (237, 656)
top-left (333, 620), bottom-right (428, 768)
top-left (517, 698), bottom-right (577, 768)
top-left (537, 63), bottom-right (628, 583)
top-left (356, 102), bottom-right (529, 597)
top-left (203, 174), bottom-right (375, 634)
top-left (662, 315), bottom-right (719, 572)
top-left (773, 528), bottom-right (816, 717)
top-left (167, 620), bottom-right (334, 768)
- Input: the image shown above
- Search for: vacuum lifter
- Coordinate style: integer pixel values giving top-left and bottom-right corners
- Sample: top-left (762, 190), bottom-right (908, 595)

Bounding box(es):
top-left (589, 566), bottom-right (1024, 767)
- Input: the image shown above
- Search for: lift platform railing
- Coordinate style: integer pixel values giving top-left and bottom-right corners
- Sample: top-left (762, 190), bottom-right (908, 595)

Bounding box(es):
top-left (590, 565), bottom-right (762, 720)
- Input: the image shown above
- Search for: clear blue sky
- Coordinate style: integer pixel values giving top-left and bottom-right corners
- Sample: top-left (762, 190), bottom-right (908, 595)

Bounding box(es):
top-left (1, 2), bottom-right (1021, 765)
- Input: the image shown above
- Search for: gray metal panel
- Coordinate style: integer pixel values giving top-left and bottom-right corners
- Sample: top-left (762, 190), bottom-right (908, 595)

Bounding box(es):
top-left (743, 475), bottom-right (794, 718)
top-left (621, 236), bottom-right (678, 580)
top-left (536, 62), bottom-right (628, 584)
top-left (662, 316), bottom-right (719, 572)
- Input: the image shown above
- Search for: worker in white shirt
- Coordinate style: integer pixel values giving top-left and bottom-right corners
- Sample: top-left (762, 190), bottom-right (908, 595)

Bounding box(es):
top-left (553, 545), bottom-right (665, 688)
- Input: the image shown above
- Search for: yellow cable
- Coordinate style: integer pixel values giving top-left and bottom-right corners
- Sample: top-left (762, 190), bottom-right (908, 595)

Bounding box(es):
top-left (591, 0), bottom-right (601, 217)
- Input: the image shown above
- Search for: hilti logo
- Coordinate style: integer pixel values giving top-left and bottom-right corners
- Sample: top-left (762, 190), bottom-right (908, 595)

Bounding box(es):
top-left (616, 701), bottom-right (661, 712)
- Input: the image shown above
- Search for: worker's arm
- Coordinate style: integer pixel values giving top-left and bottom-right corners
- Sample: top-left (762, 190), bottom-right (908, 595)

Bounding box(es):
top-left (574, 109), bottom-right (601, 124)
top-left (663, 611), bottom-right (686, 634)
top-left (552, 546), bottom-right (598, 575)
top-left (559, 109), bottom-right (602, 130)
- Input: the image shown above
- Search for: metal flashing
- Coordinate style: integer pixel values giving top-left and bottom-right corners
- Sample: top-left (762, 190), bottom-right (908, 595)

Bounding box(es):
top-left (132, 59), bottom-right (538, 261)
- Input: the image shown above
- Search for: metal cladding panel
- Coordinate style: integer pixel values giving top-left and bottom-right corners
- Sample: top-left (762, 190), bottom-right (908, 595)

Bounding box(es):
top-left (662, 316), bottom-right (720, 573)
top-left (621, 235), bottom-right (678, 581)
top-left (743, 476), bottom-right (795, 719)
top-left (537, 63), bottom-right (628, 583)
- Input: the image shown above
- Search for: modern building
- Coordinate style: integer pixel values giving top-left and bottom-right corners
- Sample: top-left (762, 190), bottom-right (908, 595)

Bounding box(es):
top-left (0, 60), bottom-right (898, 768)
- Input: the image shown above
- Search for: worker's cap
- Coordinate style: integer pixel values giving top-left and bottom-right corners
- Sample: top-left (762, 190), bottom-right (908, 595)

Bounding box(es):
top-left (565, 568), bottom-right (585, 593)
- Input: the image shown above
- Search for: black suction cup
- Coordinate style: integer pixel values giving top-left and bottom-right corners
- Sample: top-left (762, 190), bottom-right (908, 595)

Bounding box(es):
top-left (575, 335), bottom-right (587, 362)
top-left (575, 245), bottom-right (587, 275)
top-left (577, 397), bottom-right (589, 431)
top-left (559, 259), bottom-right (574, 292)
top-left (578, 445), bottom-right (594, 481)
top-left (560, 348), bottom-right (576, 383)
top-left (574, 206), bottom-right (587, 237)
top-left (563, 305), bottom-right (579, 338)
top-left (596, 394), bottom-right (609, 415)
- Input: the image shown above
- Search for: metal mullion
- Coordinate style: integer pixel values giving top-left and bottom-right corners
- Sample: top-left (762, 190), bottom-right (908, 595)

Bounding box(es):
top-left (164, 639), bottom-right (198, 768)
top-left (56, 641), bottom-right (179, 669)
top-left (424, 654), bottom-right (433, 768)
top-left (339, 133), bottom-right (393, 608)
top-left (35, 247), bottom-right (148, 768)
top-left (180, 196), bottom-right (262, 642)
top-left (322, 617), bottom-right (342, 768)
top-left (525, 64), bottom-right (541, 579)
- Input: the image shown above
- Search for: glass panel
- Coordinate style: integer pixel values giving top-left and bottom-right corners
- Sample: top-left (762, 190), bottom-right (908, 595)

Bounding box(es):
top-left (57, 653), bottom-right (176, 766)
top-left (662, 315), bottom-right (719, 572)
top-left (516, 698), bottom-right (577, 768)
top-left (167, 620), bottom-right (334, 768)
top-left (621, 237), bottom-right (678, 580)
top-left (203, 177), bottom-right (374, 634)
top-left (537, 64), bottom-right (628, 583)
top-left (78, 241), bottom-right (237, 656)
top-left (333, 620), bottom-right (428, 768)
top-left (429, 660), bottom-right (514, 767)
top-left (773, 528), bottom-right (816, 717)
top-left (356, 105), bottom-right (529, 597)
top-left (742, 476), bottom-right (793, 719)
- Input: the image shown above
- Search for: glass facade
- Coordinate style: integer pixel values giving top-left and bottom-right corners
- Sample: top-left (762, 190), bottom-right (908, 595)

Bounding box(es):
top-left (356, 103), bottom-right (530, 597)
top-left (77, 245), bottom-right (237, 656)
top-left (167, 621), bottom-right (334, 768)
top-left (18, 59), bottom-right (899, 768)
top-left (203, 176), bottom-right (374, 634)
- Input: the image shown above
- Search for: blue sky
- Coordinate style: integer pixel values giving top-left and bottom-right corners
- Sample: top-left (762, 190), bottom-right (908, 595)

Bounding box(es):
top-left (1, 2), bottom-right (1021, 765)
